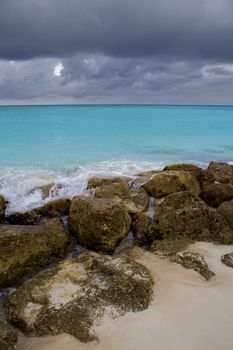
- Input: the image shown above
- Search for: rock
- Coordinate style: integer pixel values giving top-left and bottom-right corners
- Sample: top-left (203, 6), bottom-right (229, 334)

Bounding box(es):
top-left (218, 200), bottom-right (233, 229)
top-left (163, 163), bottom-right (214, 189)
top-left (0, 321), bottom-right (18, 350)
top-left (200, 183), bottom-right (233, 207)
top-left (7, 211), bottom-right (38, 225)
top-left (94, 182), bottom-right (149, 215)
top-left (143, 171), bottom-right (200, 198)
top-left (35, 198), bottom-right (71, 217)
top-left (69, 196), bottom-right (132, 251)
top-left (30, 183), bottom-right (63, 200)
top-left (170, 252), bottom-right (215, 280)
top-left (221, 253), bottom-right (233, 268)
top-left (5, 252), bottom-right (154, 343)
top-left (115, 246), bottom-right (145, 259)
top-left (132, 211), bottom-right (153, 245)
top-left (0, 196), bottom-right (7, 223)
top-left (207, 162), bottom-right (233, 184)
top-left (151, 238), bottom-right (192, 256)
top-left (87, 176), bottom-right (131, 189)
top-left (0, 219), bottom-right (70, 287)
top-left (131, 171), bottom-right (161, 188)
top-left (146, 191), bottom-right (233, 245)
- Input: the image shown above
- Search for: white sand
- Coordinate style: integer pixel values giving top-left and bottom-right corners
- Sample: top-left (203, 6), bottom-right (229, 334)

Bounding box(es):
top-left (17, 242), bottom-right (233, 350)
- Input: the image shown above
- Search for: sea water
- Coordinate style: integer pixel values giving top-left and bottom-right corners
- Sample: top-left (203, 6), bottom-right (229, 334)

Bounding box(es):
top-left (0, 105), bottom-right (233, 213)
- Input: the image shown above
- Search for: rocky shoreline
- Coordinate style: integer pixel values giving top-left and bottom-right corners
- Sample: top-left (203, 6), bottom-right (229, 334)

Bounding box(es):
top-left (1, 161), bottom-right (233, 349)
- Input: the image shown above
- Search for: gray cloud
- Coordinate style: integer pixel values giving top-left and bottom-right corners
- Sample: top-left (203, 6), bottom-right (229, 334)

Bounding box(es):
top-left (0, 0), bottom-right (233, 60)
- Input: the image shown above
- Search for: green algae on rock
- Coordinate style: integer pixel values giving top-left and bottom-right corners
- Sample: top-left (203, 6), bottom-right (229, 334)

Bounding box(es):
top-left (87, 176), bottom-right (131, 189)
top-left (207, 162), bottom-right (233, 184)
top-left (0, 321), bottom-right (18, 350)
top-left (221, 253), bottom-right (233, 268)
top-left (35, 198), bottom-right (71, 217)
top-left (0, 196), bottom-right (7, 223)
top-left (5, 252), bottom-right (154, 343)
top-left (0, 218), bottom-right (70, 287)
top-left (145, 191), bottom-right (233, 245)
top-left (170, 251), bottom-right (215, 281)
top-left (94, 182), bottom-right (149, 215)
top-left (142, 170), bottom-right (200, 198)
top-left (200, 183), bottom-right (233, 207)
top-left (69, 196), bottom-right (131, 252)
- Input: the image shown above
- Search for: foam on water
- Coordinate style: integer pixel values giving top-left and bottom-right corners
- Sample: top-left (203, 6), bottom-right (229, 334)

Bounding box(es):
top-left (0, 159), bottom-right (208, 214)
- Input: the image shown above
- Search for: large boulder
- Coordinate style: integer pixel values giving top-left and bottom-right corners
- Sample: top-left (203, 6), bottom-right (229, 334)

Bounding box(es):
top-left (163, 163), bottom-right (213, 188)
top-left (142, 171), bottom-right (200, 198)
top-left (35, 198), bottom-right (71, 217)
top-left (200, 183), bottom-right (233, 207)
top-left (5, 252), bottom-right (154, 343)
top-left (146, 191), bottom-right (233, 245)
top-left (0, 196), bottom-right (7, 223)
top-left (30, 183), bottom-right (63, 200)
top-left (0, 219), bottom-right (70, 287)
top-left (0, 321), bottom-right (18, 350)
top-left (94, 182), bottom-right (149, 215)
top-left (207, 162), bottom-right (233, 184)
top-left (218, 200), bottom-right (233, 229)
top-left (69, 196), bottom-right (131, 251)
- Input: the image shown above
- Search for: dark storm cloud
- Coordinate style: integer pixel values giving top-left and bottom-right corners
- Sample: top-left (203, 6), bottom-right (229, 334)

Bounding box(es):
top-left (0, 0), bottom-right (233, 60)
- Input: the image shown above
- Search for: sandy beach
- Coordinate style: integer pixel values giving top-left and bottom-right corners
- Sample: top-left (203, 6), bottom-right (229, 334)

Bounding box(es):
top-left (17, 242), bottom-right (233, 350)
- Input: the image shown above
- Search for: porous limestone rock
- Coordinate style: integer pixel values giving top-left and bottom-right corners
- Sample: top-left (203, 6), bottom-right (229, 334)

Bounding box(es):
top-left (87, 176), bottom-right (131, 189)
top-left (5, 252), bottom-right (154, 343)
top-left (207, 162), bottom-right (233, 184)
top-left (221, 253), bottom-right (233, 268)
top-left (218, 200), bottom-right (233, 229)
top-left (7, 211), bottom-right (38, 225)
top-left (0, 321), bottom-right (18, 350)
top-left (35, 198), bottom-right (71, 217)
top-left (200, 183), bottom-right (233, 207)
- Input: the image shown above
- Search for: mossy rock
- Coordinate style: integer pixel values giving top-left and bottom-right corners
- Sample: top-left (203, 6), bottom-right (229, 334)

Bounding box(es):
top-left (200, 183), bottom-right (233, 207)
top-left (35, 198), bottom-right (71, 217)
top-left (5, 252), bottom-right (154, 343)
top-left (87, 176), bottom-right (131, 189)
top-left (0, 321), bottom-right (18, 350)
top-left (0, 219), bottom-right (70, 287)
top-left (145, 191), bottom-right (233, 245)
top-left (143, 171), bottom-right (200, 198)
top-left (0, 196), bottom-right (8, 223)
top-left (94, 182), bottom-right (149, 215)
top-left (170, 252), bottom-right (215, 281)
top-left (207, 162), bottom-right (233, 184)
top-left (221, 253), bottom-right (233, 268)
top-left (218, 200), bottom-right (233, 229)
top-left (7, 211), bottom-right (38, 225)
top-left (132, 211), bottom-right (154, 245)
top-left (30, 183), bottom-right (63, 200)
top-left (151, 238), bottom-right (192, 256)
top-left (69, 196), bottom-right (132, 251)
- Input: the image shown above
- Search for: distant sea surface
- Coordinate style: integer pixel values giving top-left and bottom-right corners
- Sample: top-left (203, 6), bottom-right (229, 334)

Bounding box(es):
top-left (0, 105), bottom-right (233, 213)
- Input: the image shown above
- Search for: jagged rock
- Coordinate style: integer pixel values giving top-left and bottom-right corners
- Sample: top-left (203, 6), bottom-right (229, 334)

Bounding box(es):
top-left (5, 252), bottom-right (154, 343)
top-left (145, 191), bottom-right (233, 245)
top-left (170, 252), bottom-right (215, 280)
top-left (7, 211), bottom-right (38, 225)
top-left (200, 183), bottom-right (233, 207)
top-left (0, 196), bottom-right (8, 223)
top-left (30, 183), bottom-right (63, 200)
top-left (221, 253), bottom-right (233, 268)
top-left (163, 163), bottom-right (213, 188)
top-left (218, 200), bottom-right (233, 229)
top-left (142, 171), bottom-right (200, 198)
top-left (207, 162), bottom-right (233, 184)
top-left (35, 198), bottom-right (71, 217)
top-left (87, 176), bottom-right (131, 189)
top-left (151, 238), bottom-right (192, 256)
top-left (0, 321), bottom-right (18, 350)
top-left (0, 219), bottom-right (70, 287)
top-left (94, 182), bottom-right (149, 215)
top-left (69, 196), bottom-right (132, 251)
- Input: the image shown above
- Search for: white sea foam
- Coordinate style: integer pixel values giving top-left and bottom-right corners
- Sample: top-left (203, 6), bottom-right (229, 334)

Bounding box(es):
top-left (0, 159), bottom-right (208, 214)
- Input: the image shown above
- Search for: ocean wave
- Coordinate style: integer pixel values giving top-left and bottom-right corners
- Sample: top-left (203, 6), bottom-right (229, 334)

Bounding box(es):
top-left (0, 159), bottom-right (209, 214)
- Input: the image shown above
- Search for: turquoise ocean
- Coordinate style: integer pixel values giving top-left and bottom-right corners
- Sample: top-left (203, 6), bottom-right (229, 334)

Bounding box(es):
top-left (0, 105), bottom-right (233, 213)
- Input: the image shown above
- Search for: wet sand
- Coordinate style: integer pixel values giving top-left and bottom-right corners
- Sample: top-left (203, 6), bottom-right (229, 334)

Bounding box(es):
top-left (17, 242), bottom-right (233, 350)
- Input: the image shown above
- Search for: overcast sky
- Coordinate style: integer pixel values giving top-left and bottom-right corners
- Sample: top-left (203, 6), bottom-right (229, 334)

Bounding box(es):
top-left (0, 0), bottom-right (233, 104)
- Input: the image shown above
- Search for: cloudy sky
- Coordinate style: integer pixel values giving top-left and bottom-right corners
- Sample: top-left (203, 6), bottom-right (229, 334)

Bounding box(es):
top-left (0, 0), bottom-right (233, 104)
